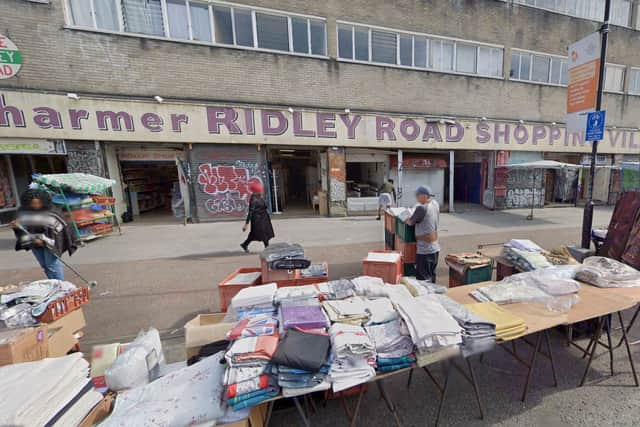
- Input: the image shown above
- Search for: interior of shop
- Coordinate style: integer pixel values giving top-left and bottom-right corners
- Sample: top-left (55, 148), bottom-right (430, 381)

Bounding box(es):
top-left (454, 151), bottom-right (485, 206)
top-left (120, 161), bottom-right (180, 222)
top-left (345, 149), bottom-right (390, 215)
top-left (268, 148), bottom-right (321, 215)
top-left (10, 154), bottom-right (67, 198)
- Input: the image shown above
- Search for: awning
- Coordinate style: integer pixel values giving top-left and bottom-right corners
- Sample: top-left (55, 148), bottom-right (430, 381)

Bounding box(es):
top-left (505, 160), bottom-right (580, 170)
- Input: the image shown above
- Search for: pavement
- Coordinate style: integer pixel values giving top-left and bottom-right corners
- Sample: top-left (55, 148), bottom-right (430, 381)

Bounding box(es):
top-left (2, 205), bottom-right (640, 426)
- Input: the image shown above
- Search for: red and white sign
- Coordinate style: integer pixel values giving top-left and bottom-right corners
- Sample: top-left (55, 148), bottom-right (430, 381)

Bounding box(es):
top-left (566, 32), bottom-right (601, 136)
top-left (0, 34), bottom-right (22, 79)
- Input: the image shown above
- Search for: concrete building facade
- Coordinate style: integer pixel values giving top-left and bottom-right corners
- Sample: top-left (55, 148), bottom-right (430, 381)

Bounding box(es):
top-left (1, 0), bottom-right (639, 223)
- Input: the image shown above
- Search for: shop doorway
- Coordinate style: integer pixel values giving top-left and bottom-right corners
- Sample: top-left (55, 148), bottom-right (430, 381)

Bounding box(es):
top-left (117, 148), bottom-right (191, 223)
top-left (268, 148), bottom-right (321, 215)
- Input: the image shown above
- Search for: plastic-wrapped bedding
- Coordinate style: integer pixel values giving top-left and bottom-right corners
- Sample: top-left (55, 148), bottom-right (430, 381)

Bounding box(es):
top-left (270, 258), bottom-right (311, 270)
top-left (576, 256), bottom-right (640, 288)
top-left (260, 243), bottom-right (304, 263)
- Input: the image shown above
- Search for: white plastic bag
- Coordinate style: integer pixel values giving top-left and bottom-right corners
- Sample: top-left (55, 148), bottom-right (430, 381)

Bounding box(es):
top-left (105, 328), bottom-right (165, 391)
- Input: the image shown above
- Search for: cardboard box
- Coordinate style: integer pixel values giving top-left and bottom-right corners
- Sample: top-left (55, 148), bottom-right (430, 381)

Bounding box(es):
top-left (78, 393), bottom-right (114, 427)
top-left (48, 308), bottom-right (86, 357)
top-left (184, 313), bottom-right (235, 359)
top-left (0, 324), bottom-right (48, 366)
top-left (218, 403), bottom-right (269, 427)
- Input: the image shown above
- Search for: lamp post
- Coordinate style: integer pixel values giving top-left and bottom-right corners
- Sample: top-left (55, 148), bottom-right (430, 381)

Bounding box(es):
top-left (581, 0), bottom-right (611, 249)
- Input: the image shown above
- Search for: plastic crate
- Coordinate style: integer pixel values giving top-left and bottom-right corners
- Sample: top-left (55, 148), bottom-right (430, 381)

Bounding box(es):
top-left (403, 262), bottom-right (417, 277)
top-left (448, 264), bottom-right (493, 288)
top-left (261, 259), bottom-right (298, 283)
top-left (384, 230), bottom-right (395, 250)
top-left (395, 217), bottom-right (416, 243)
top-left (362, 250), bottom-right (402, 284)
top-left (37, 287), bottom-right (90, 323)
top-left (90, 223), bottom-right (113, 234)
top-left (218, 268), bottom-right (262, 311)
top-left (394, 236), bottom-right (417, 264)
top-left (384, 211), bottom-right (395, 233)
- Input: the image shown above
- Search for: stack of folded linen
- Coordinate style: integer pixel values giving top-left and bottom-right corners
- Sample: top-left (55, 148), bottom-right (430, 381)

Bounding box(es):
top-left (395, 295), bottom-right (462, 352)
top-left (230, 283), bottom-right (277, 319)
top-left (469, 279), bottom-right (550, 304)
top-left (226, 314), bottom-right (279, 340)
top-left (224, 334), bottom-right (280, 410)
top-left (576, 256), bottom-right (640, 288)
top-left (351, 276), bottom-right (415, 302)
top-left (435, 295), bottom-right (496, 357)
top-left (401, 277), bottom-right (447, 297)
top-left (323, 279), bottom-right (357, 300)
top-left (329, 323), bottom-right (376, 392)
top-left (274, 284), bottom-right (326, 306)
top-left (261, 243), bottom-right (310, 270)
top-left (322, 297), bottom-right (371, 325)
top-left (363, 297), bottom-right (398, 325)
top-left (502, 239), bottom-right (552, 271)
top-left (0, 353), bottom-right (104, 427)
top-left (271, 328), bottom-right (332, 397)
top-left (280, 303), bottom-right (330, 331)
top-left (365, 318), bottom-right (415, 372)
top-left (464, 302), bottom-right (527, 341)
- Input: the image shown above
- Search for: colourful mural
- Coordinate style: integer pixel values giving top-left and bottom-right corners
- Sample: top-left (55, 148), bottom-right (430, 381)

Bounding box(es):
top-left (197, 164), bottom-right (263, 215)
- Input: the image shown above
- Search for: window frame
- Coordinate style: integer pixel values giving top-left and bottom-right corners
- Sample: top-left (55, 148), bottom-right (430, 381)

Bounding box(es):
top-left (511, 0), bottom-right (632, 29)
top-left (509, 48), bottom-right (569, 87)
top-left (63, 0), bottom-right (328, 59)
top-left (629, 67), bottom-right (640, 96)
top-left (335, 20), bottom-right (505, 79)
top-left (602, 63), bottom-right (627, 94)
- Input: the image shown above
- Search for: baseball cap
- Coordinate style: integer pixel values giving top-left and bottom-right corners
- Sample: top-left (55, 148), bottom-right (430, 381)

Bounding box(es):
top-left (415, 185), bottom-right (435, 197)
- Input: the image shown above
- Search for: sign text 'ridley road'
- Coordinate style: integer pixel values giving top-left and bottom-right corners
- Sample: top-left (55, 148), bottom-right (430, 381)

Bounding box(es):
top-left (0, 92), bottom-right (637, 154)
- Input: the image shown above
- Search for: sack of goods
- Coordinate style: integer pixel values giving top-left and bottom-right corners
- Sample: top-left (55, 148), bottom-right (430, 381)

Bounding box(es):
top-left (261, 242), bottom-right (311, 270)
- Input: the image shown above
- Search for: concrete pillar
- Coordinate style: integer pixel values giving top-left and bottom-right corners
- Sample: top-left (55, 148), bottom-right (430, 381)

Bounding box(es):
top-left (327, 147), bottom-right (347, 217)
top-left (397, 149), bottom-right (403, 206)
top-left (631, 0), bottom-right (640, 29)
top-left (449, 151), bottom-right (455, 213)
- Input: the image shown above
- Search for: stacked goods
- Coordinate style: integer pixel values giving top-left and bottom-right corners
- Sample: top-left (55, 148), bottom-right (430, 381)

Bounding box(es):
top-left (501, 239), bottom-right (552, 271)
top-left (0, 353), bottom-right (104, 427)
top-left (32, 173), bottom-right (117, 242)
top-left (260, 243), bottom-right (329, 287)
top-left (465, 302), bottom-right (527, 341)
top-left (362, 251), bottom-right (403, 284)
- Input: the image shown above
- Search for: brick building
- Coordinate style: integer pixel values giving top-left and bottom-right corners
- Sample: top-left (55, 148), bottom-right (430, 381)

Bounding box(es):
top-left (0, 0), bottom-right (639, 223)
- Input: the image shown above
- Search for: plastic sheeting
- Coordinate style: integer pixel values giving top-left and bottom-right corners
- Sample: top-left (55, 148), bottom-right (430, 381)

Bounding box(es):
top-left (576, 256), bottom-right (640, 288)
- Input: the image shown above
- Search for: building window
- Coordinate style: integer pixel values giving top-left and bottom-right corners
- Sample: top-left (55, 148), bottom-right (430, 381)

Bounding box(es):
top-left (65, 1), bottom-right (327, 57)
top-left (629, 68), bottom-right (640, 95)
top-left (510, 50), bottom-right (567, 85)
top-left (337, 22), bottom-right (503, 78)
top-left (603, 64), bottom-right (626, 93)
top-left (512, 0), bottom-right (631, 27)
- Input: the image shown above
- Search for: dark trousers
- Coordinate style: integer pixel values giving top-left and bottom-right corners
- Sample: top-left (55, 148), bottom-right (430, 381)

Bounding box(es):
top-left (242, 237), bottom-right (270, 248)
top-left (416, 252), bottom-right (439, 283)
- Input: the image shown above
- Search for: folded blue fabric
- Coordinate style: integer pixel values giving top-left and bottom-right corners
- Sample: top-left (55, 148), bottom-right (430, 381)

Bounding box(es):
top-left (229, 389), bottom-right (279, 411)
top-left (377, 362), bottom-right (413, 373)
top-left (227, 386), bottom-right (278, 406)
top-left (377, 355), bottom-right (416, 366)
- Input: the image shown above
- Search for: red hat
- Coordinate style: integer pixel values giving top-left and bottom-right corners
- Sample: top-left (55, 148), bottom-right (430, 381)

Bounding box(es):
top-left (249, 182), bottom-right (263, 193)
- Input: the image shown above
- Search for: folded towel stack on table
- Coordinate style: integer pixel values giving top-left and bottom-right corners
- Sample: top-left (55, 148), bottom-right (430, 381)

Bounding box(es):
top-left (576, 256), bottom-right (640, 288)
top-left (365, 318), bottom-right (415, 372)
top-left (224, 334), bottom-right (280, 411)
top-left (230, 283), bottom-right (277, 320)
top-left (435, 295), bottom-right (496, 357)
top-left (322, 297), bottom-right (371, 325)
top-left (464, 302), bottom-right (527, 341)
top-left (395, 295), bottom-right (463, 353)
top-left (502, 239), bottom-right (552, 272)
top-left (226, 314), bottom-right (278, 340)
top-left (280, 303), bottom-right (330, 331)
top-left (329, 323), bottom-right (377, 391)
top-left (323, 279), bottom-right (357, 300)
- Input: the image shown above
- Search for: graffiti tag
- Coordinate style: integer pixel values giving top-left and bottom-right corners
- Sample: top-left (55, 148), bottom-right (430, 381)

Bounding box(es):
top-left (197, 164), bottom-right (262, 215)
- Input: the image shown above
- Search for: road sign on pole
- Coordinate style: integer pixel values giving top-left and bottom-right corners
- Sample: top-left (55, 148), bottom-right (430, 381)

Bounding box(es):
top-left (585, 111), bottom-right (606, 141)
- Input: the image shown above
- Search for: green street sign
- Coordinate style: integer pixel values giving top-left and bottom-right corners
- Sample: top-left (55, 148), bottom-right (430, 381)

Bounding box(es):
top-left (0, 34), bottom-right (22, 79)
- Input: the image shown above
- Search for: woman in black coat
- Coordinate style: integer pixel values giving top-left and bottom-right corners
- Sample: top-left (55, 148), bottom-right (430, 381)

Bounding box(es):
top-left (240, 182), bottom-right (275, 253)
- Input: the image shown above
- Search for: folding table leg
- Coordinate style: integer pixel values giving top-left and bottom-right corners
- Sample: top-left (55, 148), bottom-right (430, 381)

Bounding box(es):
top-left (376, 380), bottom-right (403, 427)
top-left (617, 311), bottom-right (640, 387)
top-left (293, 397), bottom-right (311, 427)
top-left (521, 332), bottom-right (543, 402)
top-left (406, 368), bottom-right (414, 388)
top-left (579, 316), bottom-right (604, 387)
top-left (544, 330), bottom-right (558, 387)
top-left (605, 315), bottom-right (615, 376)
top-left (434, 362), bottom-right (452, 427)
top-left (466, 358), bottom-right (485, 420)
top-left (615, 305), bottom-right (640, 349)
top-left (264, 401), bottom-right (275, 427)
top-left (348, 386), bottom-right (367, 427)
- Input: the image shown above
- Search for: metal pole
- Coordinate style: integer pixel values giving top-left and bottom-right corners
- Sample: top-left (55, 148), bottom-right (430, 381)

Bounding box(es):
top-left (397, 149), bottom-right (403, 206)
top-left (449, 150), bottom-right (455, 213)
top-left (581, 0), bottom-right (611, 249)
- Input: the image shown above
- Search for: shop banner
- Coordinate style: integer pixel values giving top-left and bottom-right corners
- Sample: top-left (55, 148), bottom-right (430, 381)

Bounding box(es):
top-left (0, 138), bottom-right (66, 154)
top-left (566, 32), bottom-right (601, 137)
top-left (0, 90), bottom-right (638, 154)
